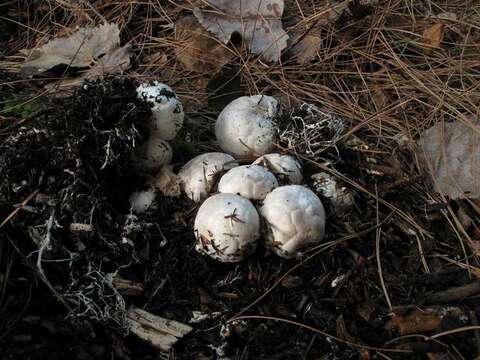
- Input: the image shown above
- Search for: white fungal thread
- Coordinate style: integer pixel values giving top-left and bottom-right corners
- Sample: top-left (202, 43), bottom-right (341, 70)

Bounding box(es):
top-left (279, 103), bottom-right (346, 159)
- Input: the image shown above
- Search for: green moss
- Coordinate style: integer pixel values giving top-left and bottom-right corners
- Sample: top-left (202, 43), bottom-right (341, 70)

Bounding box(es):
top-left (2, 96), bottom-right (44, 119)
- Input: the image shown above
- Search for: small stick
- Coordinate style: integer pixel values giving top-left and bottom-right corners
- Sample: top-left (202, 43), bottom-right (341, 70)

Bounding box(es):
top-left (425, 280), bottom-right (480, 304)
top-left (0, 189), bottom-right (39, 228)
top-left (375, 184), bottom-right (393, 312)
top-left (469, 310), bottom-right (480, 357)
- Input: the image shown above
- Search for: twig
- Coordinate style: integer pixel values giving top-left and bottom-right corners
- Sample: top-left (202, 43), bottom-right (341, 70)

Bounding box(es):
top-left (469, 311), bottom-right (480, 357)
top-left (375, 184), bottom-right (393, 312)
top-left (229, 315), bottom-right (411, 354)
top-left (0, 189), bottom-right (39, 228)
top-left (424, 281), bottom-right (480, 304)
top-left (427, 326), bottom-right (480, 341)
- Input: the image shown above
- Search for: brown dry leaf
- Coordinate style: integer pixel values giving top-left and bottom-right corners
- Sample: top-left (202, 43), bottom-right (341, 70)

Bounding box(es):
top-left (22, 23), bottom-right (122, 77)
top-left (44, 45), bottom-right (131, 93)
top-left (386, 307), bottom-right (463, 335)
top-left (193, 0), bottom-right (288, 63)
top-left (289, 0), bottom-right (351, 64)
top-left (371, 86), bottom-right (388, 111)
top-left (174, 16), bottom-right (233, 73)
top-left (422, 23), bottom-right (444, 54)
top-left (418, 118), bottom-right (480, 199)
top-left (359, 350), bottom-right (371, 360)
top-left (289, 33), bottom-right (322, 64)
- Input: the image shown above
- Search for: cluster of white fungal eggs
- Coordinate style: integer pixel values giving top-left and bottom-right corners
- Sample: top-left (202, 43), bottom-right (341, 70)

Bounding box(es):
top-left (130, 82), bottom-right (330, 262)
top-left (187, 94), bottom-right (328, 262)
top-left (128, 82), bottom-right (184, 212)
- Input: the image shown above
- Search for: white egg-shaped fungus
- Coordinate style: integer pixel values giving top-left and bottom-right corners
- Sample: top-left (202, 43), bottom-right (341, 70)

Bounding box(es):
top-left (153, 165), bottom-right (181, 197)
top-left (194, 193), bottom-right (260, 262)
top-left (260, 185), bottom-right (326, 259)
top-left (129, 187), bottom-right (157, 214)
top-left (215, 95), bottom-right (279, 157)
top-left (218, 165), bottom-right (278, 201)
top-left (311, 172), bottom-right (354, 213)
top-left (178, 152), bottom-right (238, 202)
top-left (136, 81), bottom-right (184, 140)
top-left (253, 153), bottom-right (303, 184)
top-left (134, 136), bottom-right (172, 172)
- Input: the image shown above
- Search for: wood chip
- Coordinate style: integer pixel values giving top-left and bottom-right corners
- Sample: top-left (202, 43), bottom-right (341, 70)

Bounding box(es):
top-left (109, 274), bottom-right (144, 296)
top-left (127, 308), bottom-right (193, 352)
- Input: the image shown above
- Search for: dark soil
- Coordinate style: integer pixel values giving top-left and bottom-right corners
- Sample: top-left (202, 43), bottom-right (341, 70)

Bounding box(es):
top-left (1, 77), bottom-right (478, 359)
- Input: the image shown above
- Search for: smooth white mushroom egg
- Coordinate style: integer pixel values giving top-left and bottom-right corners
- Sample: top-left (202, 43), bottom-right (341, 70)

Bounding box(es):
top-left (129, 187), bottom-right (157, 214)
top-left (134, 136), bottom-right (172, 172)
top-left (215, 95), bottom-right (279, 157)
top-left (136, 81), bottom-right (184, 140)
top-left (178, 152), bottom-right (238, 202)
top-left (253, 153), bottom-right (303, 184)
top-left (260, 185), bottom-right (326, 259)
top-left (218, 165), bottom-right (278, 201)
top-left (194, 193), bottom-right (260, 262)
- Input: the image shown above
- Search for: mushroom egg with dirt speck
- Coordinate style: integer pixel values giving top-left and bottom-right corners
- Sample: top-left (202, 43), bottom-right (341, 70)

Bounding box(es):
top-left (253, 153), bottom-right (303, 184)
top-left (178, 152), bottom-right (238, 202)
top-left (215, 95), bottom-right (279, 157)
top-left (134, 137), bottom-right (172, 172)
top-left (194, 193), bottom-right (260, 262)
top-left (217, 164), bottom-right (278, 201)
top-left (136, 81), bottom-right (184, 140)
top-left (311, 172), bottom-right (354, 214)
top-left (260, 185), bottom-right (326, 259)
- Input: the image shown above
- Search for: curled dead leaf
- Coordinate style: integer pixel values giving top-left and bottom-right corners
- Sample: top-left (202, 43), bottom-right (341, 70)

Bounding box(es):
top-left (22, 23), bottom-right (122, 76)
top-left (288, 0), bottom-right (350, 64)
top-left (174, 16), bottom-right (233, 74)
top-left (422, 23), bottom-right (444, 54)
top-left (289, 33), bottom-right (322, 64)
top-left (44, 45), bottom-right (131, 93)
top-left (418, 118), bottom-right (480, 199)
top-left (193, 0), bottom-right (288, 63)
top-left (371, 86), bottom-right (388, 111)
top-left (21, 23), bottom-right (131, 92)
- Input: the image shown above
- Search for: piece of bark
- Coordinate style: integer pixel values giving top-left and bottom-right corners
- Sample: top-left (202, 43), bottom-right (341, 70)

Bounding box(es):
top-left (108, 274), bottom-right (144, 296)
top-left (127, 308), bottom-right (193, 351)
top-left (386, 306), bottom-right (464, 335)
